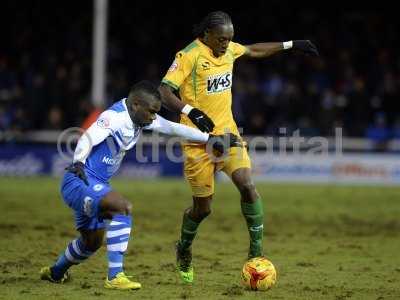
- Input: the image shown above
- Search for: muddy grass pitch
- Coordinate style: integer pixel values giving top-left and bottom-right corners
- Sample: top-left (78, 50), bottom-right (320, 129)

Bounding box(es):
top-left (1, 177), bottom-right (399, 299)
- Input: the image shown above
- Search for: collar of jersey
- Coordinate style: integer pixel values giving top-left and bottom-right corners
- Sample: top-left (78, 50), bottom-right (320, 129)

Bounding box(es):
top-left (196, 38), bottom-right (223, 60)
top-left (196, 38), bottom-right (231, 65)
top-left (121, 98), bottom-right (134, 128)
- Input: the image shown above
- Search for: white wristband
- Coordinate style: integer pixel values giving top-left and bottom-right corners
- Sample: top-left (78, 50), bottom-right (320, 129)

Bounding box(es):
top-left (181, 104), bottom-right (194, 115)
top-left (283, 41), bottom-right (293, 50)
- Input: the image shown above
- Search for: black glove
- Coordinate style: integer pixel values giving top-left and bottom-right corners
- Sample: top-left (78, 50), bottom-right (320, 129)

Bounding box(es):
top-left (187, 108), bottom-right (215, 133)
top-left (65, 161), bottom-right (89, 186)
top-left (208, 133), bottom-right (243, 154)
top-left (293, 40), bottom-right (319, 56)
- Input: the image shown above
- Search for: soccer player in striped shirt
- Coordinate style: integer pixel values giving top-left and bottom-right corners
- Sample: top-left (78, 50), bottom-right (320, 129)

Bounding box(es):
top-left (40, 81), bottom-right (240, 290)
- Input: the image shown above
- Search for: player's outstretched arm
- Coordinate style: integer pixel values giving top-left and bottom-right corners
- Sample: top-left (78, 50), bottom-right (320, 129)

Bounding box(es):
top-left (244, 40), bottom-right (319, 59)
top-left (146, 115), bottom-right (241, 153)
top-left (146, 113), bottom-right (209, 143)
top-left (159, 83), bottom-right (215, 133)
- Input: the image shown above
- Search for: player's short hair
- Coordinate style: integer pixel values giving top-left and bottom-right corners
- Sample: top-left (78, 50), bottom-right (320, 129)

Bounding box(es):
top-left (193, 11), bottom-right (232, 37)
top-left (129, 81), bottom-right (161, 103)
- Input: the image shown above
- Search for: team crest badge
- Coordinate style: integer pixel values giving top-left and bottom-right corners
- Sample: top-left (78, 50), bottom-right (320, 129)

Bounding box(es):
top-left (168, 60), bottom-right (178, 72)
top-left (93, 184), bottom-right (104, 192)
top-left (97, 117), bottom-right (110, 128)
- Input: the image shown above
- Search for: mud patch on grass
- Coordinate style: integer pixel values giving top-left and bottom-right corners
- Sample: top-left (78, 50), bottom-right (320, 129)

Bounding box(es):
top-left (222, 284), bottom-right (244, 296)
top-left (209, 260), bottom-right (223, 271)
top-left (0, 258), bottom-right (32, 271)
top-left (140, 270), bottom-right (155, 277)
top-left (297, 262), bottom-right (315, 267)
top-left (317, 247), bottom-right (332, 255)
top-left (0, 223), bottom-right (20, 231)
top-left (81, 282), bottom-right (91, 289)
top-left (339, 215), bottom-right (400, 236)
top-left (1, 276), bottom-right (26, 284)
top-left (153, 245), bottom-right (162, 252)
top-left (303, 286), bottom-right (323, 293)
top-left (33, 224), bottom-right (55, 232)
top-left (337, 242), bottom-right (363, 249)
top-left (135, 263), bottom-right (151, 269)
top-left (180, 288), bottom-right (193, 299)
top-left (160, 263), bottom-right (175, 272)
top-left (59, 230), bottom-right (75, 238)
top-left (0, 223), bottom-right (21, 237)
top-left (335, 290), bottom-right (353, 300)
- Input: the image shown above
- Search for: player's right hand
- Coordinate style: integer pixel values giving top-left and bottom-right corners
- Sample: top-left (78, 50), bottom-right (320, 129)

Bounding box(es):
top-left (65, 161), bottom-right (89, 186)
top-left (208, 133), bottom-right (243, 154)
top-left (187, 108), bottom-right (215, 133)
top-left (293, 40), bottom-right (319, 56)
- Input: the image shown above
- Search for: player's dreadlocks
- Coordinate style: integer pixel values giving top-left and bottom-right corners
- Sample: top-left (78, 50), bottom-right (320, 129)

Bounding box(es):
top-left (193, 11), bottom-right (232, 37)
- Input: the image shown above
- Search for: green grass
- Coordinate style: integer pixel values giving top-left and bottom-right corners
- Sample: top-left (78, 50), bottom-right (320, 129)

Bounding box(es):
top-left (1, 177), bottom-right (400, 300)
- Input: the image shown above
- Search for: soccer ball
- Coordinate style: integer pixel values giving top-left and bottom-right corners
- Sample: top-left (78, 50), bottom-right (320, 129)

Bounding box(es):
top-left (241, 257), bottom-right (277, 291)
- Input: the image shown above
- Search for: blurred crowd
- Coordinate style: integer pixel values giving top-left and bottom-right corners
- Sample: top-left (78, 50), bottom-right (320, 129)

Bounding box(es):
top-left (0, 2), bottom-right (399, 141)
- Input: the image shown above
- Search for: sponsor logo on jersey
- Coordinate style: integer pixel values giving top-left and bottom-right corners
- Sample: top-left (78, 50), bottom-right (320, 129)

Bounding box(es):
top-left (168, 59), bottom-right (178, 72)
top-left (97, 117), bottom-right (110, 128)
top-left (83, 196), bottom-right (93, 216)
top-left (206, 72), bottom-right (232, 94)
top-left (102, 156), bottom-right (119, 165)
top-left (102, 151), bottom-right (125, 166)
top-left (201, 61), bottom-right (211, 70)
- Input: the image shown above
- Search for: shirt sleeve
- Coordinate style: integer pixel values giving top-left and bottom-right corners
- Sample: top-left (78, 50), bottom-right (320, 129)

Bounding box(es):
top-left (161, 51), bottom-right (194, 90)
top-left (230, 41), bottom-right (248, 60)
top-left (145, 114), bottom-right (209, 143)
top-left (73, 110), bottom-right (118, 163)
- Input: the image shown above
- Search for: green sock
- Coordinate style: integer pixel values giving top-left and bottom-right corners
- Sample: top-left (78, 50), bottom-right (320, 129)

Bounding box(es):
top-left (241, 198), bottom-right (264, 258)
top-left (179, 213), bottom-right (200, 249)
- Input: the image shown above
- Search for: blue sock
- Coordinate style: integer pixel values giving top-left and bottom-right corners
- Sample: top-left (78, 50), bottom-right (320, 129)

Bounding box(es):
top-left (106, 214), bottom-right (132, 280)
top-left (51, 237), bottom-right (93, 280)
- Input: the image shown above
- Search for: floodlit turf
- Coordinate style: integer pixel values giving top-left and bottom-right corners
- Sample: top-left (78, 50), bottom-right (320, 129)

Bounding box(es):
top-left (1, 177), bottom-right (400, 299)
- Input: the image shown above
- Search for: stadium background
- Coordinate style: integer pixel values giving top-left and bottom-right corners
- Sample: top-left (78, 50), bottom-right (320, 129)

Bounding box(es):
top-left (1, 2), bottom-right (400, 182)
top-left (1, 3), bottom-right (399, 137)
top-left (1, 2), bottom-right (400, 300)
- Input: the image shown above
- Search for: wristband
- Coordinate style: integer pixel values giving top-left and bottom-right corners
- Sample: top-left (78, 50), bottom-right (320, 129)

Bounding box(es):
top-left (181, 104), bottom-right (194, 115)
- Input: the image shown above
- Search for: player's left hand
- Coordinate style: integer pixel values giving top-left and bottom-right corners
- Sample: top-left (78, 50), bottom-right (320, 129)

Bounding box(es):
top-left (208, 133), bottom-right (243, 154)
top-left (65, 161), bottom-right (89, 186)
top-left (293, 40), bottom-right (319, 56)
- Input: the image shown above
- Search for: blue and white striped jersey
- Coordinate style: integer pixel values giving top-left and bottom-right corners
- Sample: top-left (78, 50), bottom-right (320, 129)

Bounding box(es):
top-left (73, 98), bottom-right (208, 182)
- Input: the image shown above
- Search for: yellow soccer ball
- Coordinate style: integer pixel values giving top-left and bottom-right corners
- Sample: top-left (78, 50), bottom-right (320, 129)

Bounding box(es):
top-left (241, 257), bottom-right (277, 291)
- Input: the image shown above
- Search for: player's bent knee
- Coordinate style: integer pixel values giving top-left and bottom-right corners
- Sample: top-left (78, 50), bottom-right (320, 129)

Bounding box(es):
top-left (100, 192), bottom-right (133, 217)
top-left (240, 181), bottom-right (256, 194)
top-left (81, 233), bottom-right (104, 252)
top-left (239, 181), bottom-right (258, 202)
top-left (111, 198), bottom-right (132, 216)
top-left (86, 238), bottom-right (103, 252)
